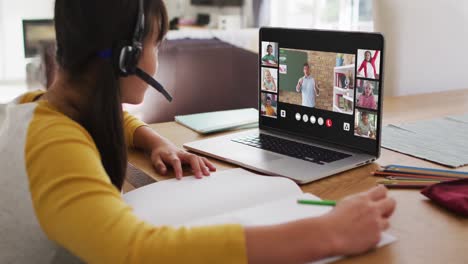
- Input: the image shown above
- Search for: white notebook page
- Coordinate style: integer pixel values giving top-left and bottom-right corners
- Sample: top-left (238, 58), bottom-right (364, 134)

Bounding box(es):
top-left (123, 168), bottom-right (303, 225)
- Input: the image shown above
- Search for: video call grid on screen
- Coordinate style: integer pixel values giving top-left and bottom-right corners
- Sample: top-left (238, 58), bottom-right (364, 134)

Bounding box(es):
top-left (259, 28), bottom-right (384, 156)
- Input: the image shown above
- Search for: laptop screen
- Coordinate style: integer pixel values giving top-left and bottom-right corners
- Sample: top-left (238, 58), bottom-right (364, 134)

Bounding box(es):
top-left (259, 28), bottom-right (384, 156)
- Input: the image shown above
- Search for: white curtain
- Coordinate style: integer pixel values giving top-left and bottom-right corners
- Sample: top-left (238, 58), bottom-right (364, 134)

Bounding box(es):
top-left (261, 0), bottom-right (373, 31)
top-left (253, 0), bottom-right (271, 27)
top-left (0, 0), bottom-right (4, 80)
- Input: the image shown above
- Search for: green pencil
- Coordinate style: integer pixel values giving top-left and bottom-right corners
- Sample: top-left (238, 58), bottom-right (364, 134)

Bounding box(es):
top-left (297, 199), bottom-right (337, 206)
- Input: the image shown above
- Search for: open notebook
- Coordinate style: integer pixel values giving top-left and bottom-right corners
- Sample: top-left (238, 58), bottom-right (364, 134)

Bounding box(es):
top-left (123, 168), bottom-right (396, 263)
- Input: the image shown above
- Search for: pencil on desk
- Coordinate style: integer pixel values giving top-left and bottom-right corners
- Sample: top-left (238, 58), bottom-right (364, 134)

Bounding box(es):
top-left (382, 183), bottom-right (430, 189)
top-left (377, 179), bottom-right (441, 185)
top-left (377, 179), bottom-right (437, 189)
top-left (386, 176), bottom-right (450, 182)
top-left (381, 166), bottom-right (468, 178)
top-left (297, 199), bottom-right (337, 206)
top-left (372, 171), bottom-right (458, 181)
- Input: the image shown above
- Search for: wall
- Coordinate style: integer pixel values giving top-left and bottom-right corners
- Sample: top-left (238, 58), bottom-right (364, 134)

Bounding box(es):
top-left (374, 0), bottom-right (468, 96)
top-left (309, 51), bottom-right (335, 111)
top-left (308, 52), bottom-right (357, 112)
top-left (278, 49), bottom-right (307, 92)
top-left (0, 0), bottom-right (55, 80)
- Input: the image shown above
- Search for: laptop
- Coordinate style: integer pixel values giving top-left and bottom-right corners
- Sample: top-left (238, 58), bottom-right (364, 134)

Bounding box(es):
top-left (184, 27), bottom-right (385, 184)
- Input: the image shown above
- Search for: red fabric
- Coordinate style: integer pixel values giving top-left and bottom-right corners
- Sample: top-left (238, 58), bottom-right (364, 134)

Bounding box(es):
top-left (358, 94), bottom-right (377, 109)
top-left (358, 50), bottom-right (379, 78)
top-left (421, 179), bottom-right (468, 217)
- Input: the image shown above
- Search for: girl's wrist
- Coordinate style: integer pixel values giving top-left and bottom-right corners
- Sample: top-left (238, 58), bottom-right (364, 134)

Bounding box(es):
top-left (245, 216), bottom-right (341, 263)
top-left (139, 127), bottom-right (171, 154)
top-left (315, 214), bottom-right (343, 257)
top-left (283, 217), bottom-right (339, 262)
top-left (148, 136), bottom-right (172, 154)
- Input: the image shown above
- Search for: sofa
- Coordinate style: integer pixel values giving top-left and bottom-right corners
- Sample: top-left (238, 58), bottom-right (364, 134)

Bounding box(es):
top-left (132, 38), bottom-right (259, 123)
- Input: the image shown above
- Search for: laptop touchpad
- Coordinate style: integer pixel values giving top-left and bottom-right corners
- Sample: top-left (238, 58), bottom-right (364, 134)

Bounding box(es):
top-left (233, 151), bottom-right (283, 163)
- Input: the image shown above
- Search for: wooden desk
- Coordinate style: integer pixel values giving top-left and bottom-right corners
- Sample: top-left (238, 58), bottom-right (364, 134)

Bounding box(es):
top-left (127, 89), bottom-right (468, 264)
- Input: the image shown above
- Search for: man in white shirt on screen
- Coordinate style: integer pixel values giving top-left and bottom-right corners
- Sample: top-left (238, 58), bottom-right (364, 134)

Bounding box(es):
top-left (296, 63), bottom-right (320, 108)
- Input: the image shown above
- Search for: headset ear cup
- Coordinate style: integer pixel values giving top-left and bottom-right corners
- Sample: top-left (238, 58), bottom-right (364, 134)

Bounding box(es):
top-left (117, 45), bottom-right (142, 76)
top-left (119, 46), bottom-right (131, 76)
top-left (127, 48), bottom-right (137, 74)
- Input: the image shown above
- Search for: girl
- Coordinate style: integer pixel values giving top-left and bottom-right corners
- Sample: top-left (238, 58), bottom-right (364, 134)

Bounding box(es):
top-left (358, 81), bottom-right (378, 110)
top-left (262, 68), bottom-right (277, 92)
top-left (358, 50), bottom-right (380, 79)
top-left (0, 1), bottom-right (395, 263)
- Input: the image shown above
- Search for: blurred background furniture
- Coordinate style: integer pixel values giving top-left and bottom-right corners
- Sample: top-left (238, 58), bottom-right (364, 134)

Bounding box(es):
top-left (132, 37), bottom-right (258, 123)
top-left (25, 40), bottom-right (56, 90)
top-left (139, 39), bottom-right (258, 123)
top-left (27, 34), bottom-right (259, 124)
top-left (22, 19), bottom-right (55, 90)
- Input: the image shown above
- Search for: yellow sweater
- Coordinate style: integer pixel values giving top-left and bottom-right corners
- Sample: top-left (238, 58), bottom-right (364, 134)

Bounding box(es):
top-left (0, 90), bottom-right (246, 263)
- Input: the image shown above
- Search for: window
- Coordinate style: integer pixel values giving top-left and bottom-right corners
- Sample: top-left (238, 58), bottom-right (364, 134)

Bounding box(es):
top-left (267, 0), bottom-right (373, 31)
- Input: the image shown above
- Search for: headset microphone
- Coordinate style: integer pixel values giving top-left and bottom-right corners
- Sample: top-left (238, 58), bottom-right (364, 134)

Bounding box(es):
top-left (135, 67), bottom-right (172, 101)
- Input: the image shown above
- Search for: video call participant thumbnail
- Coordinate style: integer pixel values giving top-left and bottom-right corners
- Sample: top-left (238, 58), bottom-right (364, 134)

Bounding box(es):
top-left (261, 93), bottom-right (278, 118)
top-left (355, 110), bottom-right (377, 140)
top-left (296, 63), bottom-right (320, 108)
top-left (261, 42), bottom-right (279, 67)
top-left (357, 50), bottom-right (380, 80)
top-left (262, 68), bottom-right (278, 92)
top-left (356, 80), bottom-right (379, 110)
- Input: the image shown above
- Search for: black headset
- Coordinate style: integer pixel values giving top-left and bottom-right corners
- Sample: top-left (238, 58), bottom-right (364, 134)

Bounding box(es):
top-left (117, 0), bottom-right (173, 102)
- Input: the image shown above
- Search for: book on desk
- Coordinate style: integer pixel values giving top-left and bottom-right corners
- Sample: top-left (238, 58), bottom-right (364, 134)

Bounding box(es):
top-left (175, 108), bottom-right (258, 134)
top-left (123, 168), bottom-right (396, 263)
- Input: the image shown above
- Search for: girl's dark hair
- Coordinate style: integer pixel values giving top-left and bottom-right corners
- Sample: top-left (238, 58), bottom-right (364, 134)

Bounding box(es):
top-left (54, 0), bottom-right (168, 189)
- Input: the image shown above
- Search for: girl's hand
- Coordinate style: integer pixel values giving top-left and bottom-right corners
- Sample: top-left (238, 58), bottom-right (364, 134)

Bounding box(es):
top-left (244, 186), bottom-right (396, 264)
top-left (150, 141), bottom-right (216, 180)
top-left (323, 185), bottom-right (396, 256)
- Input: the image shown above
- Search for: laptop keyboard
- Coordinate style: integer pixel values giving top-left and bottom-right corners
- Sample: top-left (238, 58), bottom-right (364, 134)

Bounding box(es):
top-left (232, 134), bottom-right (351, 164)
